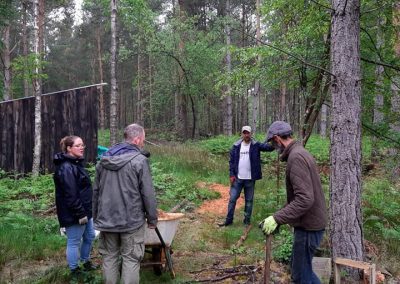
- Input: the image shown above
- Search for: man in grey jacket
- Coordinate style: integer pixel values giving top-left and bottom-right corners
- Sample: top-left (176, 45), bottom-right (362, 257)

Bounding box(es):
top-left (260, 121), bottom-right (327, 283)
top-left (93, 123), bottom-right (158, 284)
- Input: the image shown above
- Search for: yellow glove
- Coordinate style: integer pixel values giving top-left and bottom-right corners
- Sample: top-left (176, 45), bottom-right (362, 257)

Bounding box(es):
top-left (260, 216), bottom-right (278, 235)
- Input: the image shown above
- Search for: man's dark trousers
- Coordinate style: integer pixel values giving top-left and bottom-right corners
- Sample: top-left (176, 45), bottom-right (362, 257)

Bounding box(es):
top-left (226, 179), bottom-right (255, 225)
top-left (291, 228), bottom-right (324, 283)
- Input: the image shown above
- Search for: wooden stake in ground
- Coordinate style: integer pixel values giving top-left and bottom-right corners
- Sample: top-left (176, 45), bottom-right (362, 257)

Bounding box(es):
top-left (264, 234), bottom-right (273, 283)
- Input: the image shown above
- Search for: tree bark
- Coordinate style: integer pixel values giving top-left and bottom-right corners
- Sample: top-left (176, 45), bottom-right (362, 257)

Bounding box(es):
top-left (137, 40), bottom-right (142, 124)
top-left (222, 0), bottom-right (233, 136)
top-left (32, 0), bottom-right (45, 176)
top-left (302, 30), bottom-right (331, 145)
top-left (22, 0), bottom-right (30, 97)
top-left (2, 25), bottom-right (11, 101)
top-left (372, 11), bottom-right (385, 159)
top-left (391, 2), bottom-right (400, 134)
top-left (251, 0), bottom-right (261, 135)
top-left (149, 54), bottom-right (153, 129)
top-left (320, 103), bottom-right (328, 137)
top-left (175, 0), bottom-right (188, 139)
top-left (96, 26), bottom-right (105, 130)
top-left (330, 0), bottom-right (363, 279)
top-left (110, 0), bottom-right (119, 145)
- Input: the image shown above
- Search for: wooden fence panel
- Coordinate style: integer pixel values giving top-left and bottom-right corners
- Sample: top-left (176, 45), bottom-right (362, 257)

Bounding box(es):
top-left (0, 84), bottom-right (102, 174)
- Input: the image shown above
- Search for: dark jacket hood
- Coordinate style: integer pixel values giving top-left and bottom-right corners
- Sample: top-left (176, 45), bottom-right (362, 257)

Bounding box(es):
top-left (103, 142), bottom-right (150, 158)
top-left (100, 142), bottom-right (150, 171)
top-left (53, 152), bottom-right (84, 165)
top-left (99, 153), bottom-right (141, 171)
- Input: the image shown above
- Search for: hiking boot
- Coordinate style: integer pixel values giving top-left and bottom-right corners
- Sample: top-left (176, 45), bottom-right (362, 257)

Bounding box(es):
top-left (70, 267), bottom-right (81, 279)
top-left (243, 219), bottom-right (251, 226)
top-left (218, 221), bottom-right (232, 227)
top-left (83, 261), bottom-right (99, 271)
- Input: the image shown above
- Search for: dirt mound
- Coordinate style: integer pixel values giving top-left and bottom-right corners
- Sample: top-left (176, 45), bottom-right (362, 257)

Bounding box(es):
top-left (196, 182), bottom-right (244, 215)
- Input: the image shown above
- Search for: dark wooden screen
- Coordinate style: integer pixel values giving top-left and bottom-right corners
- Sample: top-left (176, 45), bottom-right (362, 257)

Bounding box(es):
top-left (0, 84), bottom-right (102, 174)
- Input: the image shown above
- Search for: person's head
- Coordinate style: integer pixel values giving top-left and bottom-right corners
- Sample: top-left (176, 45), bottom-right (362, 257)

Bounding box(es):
top-left (124, 123), bottom-right (145, 148)
top-left (266, 121), bottom-right (293, 153)
top-left (241, 126), bottom-right (252, 143)
top-left (60, 136), bottom-right (85, 158)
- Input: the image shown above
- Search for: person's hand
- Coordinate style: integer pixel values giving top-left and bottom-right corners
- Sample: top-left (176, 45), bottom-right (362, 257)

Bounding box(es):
top-left (79, 216), bottom-right (88, 225)
top-left (229, 176), bottom-right (235, 185)
top-left (259, 216), bottom-right (278, 235)
top-left (148, 224), bottom-right (156, 229)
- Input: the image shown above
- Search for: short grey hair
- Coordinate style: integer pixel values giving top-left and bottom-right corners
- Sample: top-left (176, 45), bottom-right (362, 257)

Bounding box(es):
top-left (124, 123), bottom-right (145, 141)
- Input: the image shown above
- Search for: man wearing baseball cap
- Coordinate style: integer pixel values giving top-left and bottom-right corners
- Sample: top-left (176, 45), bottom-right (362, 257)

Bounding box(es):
top-left (260, 121), bottom-right (327, 283)
top-left (219, 125), bottom-right (274, 227)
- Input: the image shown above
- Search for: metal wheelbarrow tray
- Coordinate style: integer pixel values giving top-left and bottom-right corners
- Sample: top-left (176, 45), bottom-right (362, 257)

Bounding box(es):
top-left (143, 212), bottom-right (184, 278)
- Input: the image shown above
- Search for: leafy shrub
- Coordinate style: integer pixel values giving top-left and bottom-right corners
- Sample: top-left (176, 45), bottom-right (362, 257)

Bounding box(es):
top-left (363, 178), bottom-right (400, 239)
top-left (272, 228), bottom-right (293, 263)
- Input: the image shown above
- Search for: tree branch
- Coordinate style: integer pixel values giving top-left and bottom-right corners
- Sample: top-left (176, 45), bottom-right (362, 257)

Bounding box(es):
top-left (310, 0), bottom-right (334, 11)
top-left (234, 28), bottom-right (335, 77)
top-left (361, 57), bottom-right (400, 72)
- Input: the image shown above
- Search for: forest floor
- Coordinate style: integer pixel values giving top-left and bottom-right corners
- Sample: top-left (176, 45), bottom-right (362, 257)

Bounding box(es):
top-left (170, 182), bottom-right (292, 283)
top-left (1, 182), bottom-right (397, 283)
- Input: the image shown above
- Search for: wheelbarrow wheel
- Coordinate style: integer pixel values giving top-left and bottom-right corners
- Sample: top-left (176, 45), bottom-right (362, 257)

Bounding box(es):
top-left (151, 247), bottom-right (164, 275)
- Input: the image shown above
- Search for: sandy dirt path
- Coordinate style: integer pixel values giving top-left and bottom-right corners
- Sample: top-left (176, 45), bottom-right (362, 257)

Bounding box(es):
top-left (196, 182), bottom-right (244, 216)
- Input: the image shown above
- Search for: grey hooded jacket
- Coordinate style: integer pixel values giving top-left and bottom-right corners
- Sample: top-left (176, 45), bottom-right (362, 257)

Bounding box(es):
top-left (93, 150), bottom-right (158, 232)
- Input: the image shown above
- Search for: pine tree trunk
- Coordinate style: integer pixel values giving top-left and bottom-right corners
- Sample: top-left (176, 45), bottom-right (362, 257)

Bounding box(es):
top-left (22, 0), bottom-right (30, 97)
top-left (372, 13), bottom-right (385, 159)
top-left (222, 0), bottom-right (233, 136)
top-left (110, 0), bottom-right (119, 145)
top-left (175, 0), bottom-right (188, 139)
top-left (391, 3), bottom-right (400, 134)
top-left (2, 25), bottom-right (11, 101)
top-left (96, 27), bottom-right (105, 130)
top-left (330, 0), bottom-right (363, 279)
top-left (137, 39), bottom-right (143, 125)
top-left (149, 54), bottom-right (153, 129)
top-left (251, 0), bottom-right (261, 135)
top-left (320, 103), bottom-right (328, 137)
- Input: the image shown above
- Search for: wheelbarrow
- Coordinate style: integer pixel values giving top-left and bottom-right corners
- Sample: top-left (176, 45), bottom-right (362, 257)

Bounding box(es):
top-left (142, 212), bottom-right (184, 278)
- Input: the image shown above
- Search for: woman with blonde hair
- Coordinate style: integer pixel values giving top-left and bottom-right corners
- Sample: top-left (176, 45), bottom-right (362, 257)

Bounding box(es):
top-left (53, 135), bottom-right (97, 277)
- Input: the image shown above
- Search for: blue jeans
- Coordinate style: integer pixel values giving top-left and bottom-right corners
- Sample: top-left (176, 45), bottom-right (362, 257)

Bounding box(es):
top-left (65, 218), bottom-right (96, 270)
top-left (291, 228), bottom-right (324, 284)
top-left (225, 179), bottom-right (255, 224)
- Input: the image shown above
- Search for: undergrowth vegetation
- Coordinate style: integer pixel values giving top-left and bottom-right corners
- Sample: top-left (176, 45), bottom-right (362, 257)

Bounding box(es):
top-left (0, 132), bottom-right (399, 282)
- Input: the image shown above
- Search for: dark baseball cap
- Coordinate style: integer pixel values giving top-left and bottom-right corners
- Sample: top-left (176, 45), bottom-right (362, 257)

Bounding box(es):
top-left (266, 121), bottom-right (292, 141)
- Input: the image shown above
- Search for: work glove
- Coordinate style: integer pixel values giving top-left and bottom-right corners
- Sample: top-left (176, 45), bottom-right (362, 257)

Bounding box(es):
top-left (230, 176), bottom-right (236, 185)
top-left (79, 216), bottom-right (88, 225)
top-left (259, 216), bottom-right (278, 235)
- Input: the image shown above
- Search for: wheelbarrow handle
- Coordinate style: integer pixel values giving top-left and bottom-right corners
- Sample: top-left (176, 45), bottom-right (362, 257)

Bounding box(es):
top-left (154, 226), bottom-right (176, 278)
top-left (154, 226), bottom-right (166, 248)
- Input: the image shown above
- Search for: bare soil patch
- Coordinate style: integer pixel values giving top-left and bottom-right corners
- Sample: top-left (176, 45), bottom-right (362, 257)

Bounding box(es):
top-left (196, 182), bottom-right (244, 216)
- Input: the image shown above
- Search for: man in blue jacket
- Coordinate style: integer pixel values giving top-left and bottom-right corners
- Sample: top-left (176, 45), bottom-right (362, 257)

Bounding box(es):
top-left (219, 126), bottom-right (274, 227)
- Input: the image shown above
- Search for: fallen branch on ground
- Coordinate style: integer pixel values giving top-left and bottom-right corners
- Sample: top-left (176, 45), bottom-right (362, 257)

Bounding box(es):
top-left (190, 264), bottom-right (256, 274)
top-left (235, 224), bottom-right (252, 248)
top-left (191, 265), bottom-right (260, 283)
top-left (170, 199), bottom-right (187, 213)
top-left (40, 205), bottom-right (56, 215)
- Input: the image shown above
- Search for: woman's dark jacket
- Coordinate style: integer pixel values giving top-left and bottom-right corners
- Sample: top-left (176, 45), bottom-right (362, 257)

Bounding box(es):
top-left (229, 138), bottom-right (274, 180)
top-left (53, 153), bottom-right (93, 227)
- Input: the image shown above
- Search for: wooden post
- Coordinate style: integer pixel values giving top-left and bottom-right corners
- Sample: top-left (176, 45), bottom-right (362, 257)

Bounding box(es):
top-left (264, 234), bottom-right (273, 283)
